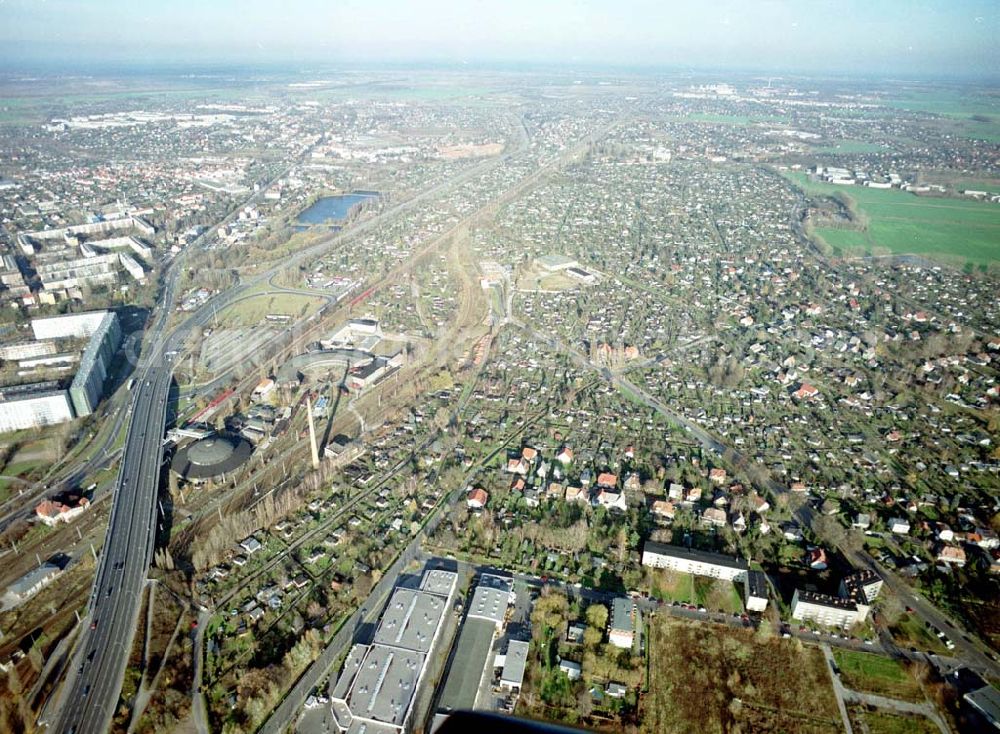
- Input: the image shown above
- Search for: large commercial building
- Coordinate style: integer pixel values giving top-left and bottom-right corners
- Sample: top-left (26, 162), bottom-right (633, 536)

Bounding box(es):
top-left (330, 569), bottom-right (457, 733)
top-left (641, 541), bottom-right (749, 582)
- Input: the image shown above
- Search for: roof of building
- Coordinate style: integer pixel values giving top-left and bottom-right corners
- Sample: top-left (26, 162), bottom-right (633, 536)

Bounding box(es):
top-left (420, 569), bottom-right (458, 597)
top-left (794, 589), bottom-right (858, 611)
top-left (344, 644), bottom-right (425, 728)
top-left (965, 685), bottom-right (1000, 725)
top-left (468, 574), bottom-right (513, 624)
top-left (642, 541), bottom-right (749, 571)
top-left (7, 562), bottom-right (61, 598)
top-left (746, 570), bottom-right (768, 599)
top-left (611, 597), bottom-right (635, 634)
top-left (372, 587), bottom-right (447, 653)
top-left (500, 640), bottom-right (529, 687)
top-left (171, 433), bottom-right (252, 479)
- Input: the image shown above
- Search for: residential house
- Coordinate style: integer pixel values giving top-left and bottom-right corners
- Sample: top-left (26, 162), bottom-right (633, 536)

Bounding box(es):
top-left (937, 545), bottom-right (966, 567)
top-left (467, 487), bottom-right (489, 509)
top-left (701, 507), bottom-right (727, 528)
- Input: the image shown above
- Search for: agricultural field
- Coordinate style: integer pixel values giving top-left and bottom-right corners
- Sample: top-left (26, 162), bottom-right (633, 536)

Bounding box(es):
top-left (786, 172), bottom-right (1000, 265)
top-left (643, 617), bottom-right (841, 734)
top-left (831, 649), bottom-right (924, 702)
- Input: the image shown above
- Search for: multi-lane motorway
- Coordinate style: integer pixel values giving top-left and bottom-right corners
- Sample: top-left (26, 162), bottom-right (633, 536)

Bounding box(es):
top-left (45, 135), bottom-right (517, 733)
top-left (53, 362), bottom-right (172, 734)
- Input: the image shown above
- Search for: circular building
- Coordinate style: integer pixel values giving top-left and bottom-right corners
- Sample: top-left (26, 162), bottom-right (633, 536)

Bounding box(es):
top-left (171, 433), bottom-right (252, 482)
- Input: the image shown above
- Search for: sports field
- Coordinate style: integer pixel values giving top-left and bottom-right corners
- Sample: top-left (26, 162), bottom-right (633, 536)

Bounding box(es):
top-left (785, 172), bottom-right (1000, 265)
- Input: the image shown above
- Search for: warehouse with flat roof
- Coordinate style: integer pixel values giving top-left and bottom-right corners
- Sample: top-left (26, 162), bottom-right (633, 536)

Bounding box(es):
top-left (329, 569), bottom-right (457, 733)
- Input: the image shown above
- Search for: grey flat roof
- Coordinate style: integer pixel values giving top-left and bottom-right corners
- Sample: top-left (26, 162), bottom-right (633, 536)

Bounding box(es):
top-left (373, 588), bottom-right (447, 653)
top-left (966, 685), bottom-right (1000, 725)
top-left (501, 640), bottom-right (529, 688)
top-left (420, 569), bottom-right (458, 597)
top-left (642, 541), bottom-right (749, 571)
top-left (436, 617), bottom-right (496, 712)
top-left (345, 644), bottom-right (425, 728)
top-left (795, 589), bottom-right (858, 611)
top-left (467, 576), bottom-right (512, 625)
top-left (611, 597), bottom-right (635, 634)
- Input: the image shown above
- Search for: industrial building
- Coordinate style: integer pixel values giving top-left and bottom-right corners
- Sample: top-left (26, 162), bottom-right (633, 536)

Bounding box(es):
top-left (329, 569), bottom-right (457, 733)
top-left (3, 562), bottom-right (62, 607)
top-left (641, 541), bottom-right (749, 582)
top-left (497, 639), bottom-right (529, 692)
top-left (171, 433), bottom-right (253, 482)
top-left (466, 573), bottom-right (515, 628)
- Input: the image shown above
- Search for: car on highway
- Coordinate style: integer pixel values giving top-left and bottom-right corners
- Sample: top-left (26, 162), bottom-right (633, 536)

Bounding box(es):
top-left (90, 620), bottom-right (98, 630)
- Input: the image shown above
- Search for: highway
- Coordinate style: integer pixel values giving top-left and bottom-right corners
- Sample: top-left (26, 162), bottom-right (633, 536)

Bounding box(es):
top-left (42, 126), bottom-right (522, 733)
top-left (53, 361), bottom-right (172, 734)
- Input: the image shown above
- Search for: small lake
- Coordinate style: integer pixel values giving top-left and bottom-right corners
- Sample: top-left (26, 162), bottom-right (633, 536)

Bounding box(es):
top-left (296, 192), bottom-right (378, 226)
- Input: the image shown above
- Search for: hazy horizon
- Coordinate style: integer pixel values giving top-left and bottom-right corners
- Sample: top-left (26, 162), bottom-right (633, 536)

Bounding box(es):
top-left (1, 0), bottom-right (997, 81)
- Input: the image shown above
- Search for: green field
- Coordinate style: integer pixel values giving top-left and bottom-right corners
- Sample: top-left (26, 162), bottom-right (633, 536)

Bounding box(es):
top-left (665, 112), bottom-right (788, 125)
top-left (849, 708), bottom-right (940, 734)
top-left (814, 140), bottom-right (888, 155)
top-left (216, 292), bottom-right (324, 327)
top-left (785, 172), bottom-right (1000, 265)
top-left (832, 649), bottom-right (924, 701)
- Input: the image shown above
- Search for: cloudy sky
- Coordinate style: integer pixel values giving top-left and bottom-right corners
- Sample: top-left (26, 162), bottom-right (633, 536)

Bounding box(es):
top-left (1, 0), bottom-right (996, 78)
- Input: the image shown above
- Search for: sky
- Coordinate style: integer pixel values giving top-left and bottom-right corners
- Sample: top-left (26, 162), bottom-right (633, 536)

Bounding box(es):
top-left (0, 0), bottom-right (997, 79)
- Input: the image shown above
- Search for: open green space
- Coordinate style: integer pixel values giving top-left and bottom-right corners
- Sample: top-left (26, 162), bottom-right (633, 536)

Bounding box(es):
top-left (849, 707), bottom-right (940, 734)
top-left (813, 140), bottom-right (888, 155)
top-left (644, 617), bottom-right (841, 734)
top-left (832, 649), bottom-right (924, 701)
top-left (785, 172), bottom-right (1000, 265)
top-left (889, 613), bottom-right (948, 655)
top-left (216, 292), bottom-right (325, 327)
top-left (648, 569), bottom-right (743, 613)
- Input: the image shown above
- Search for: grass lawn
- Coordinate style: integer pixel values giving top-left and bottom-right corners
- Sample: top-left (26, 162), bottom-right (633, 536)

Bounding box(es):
top-left (217, 292), bottom-right (324, 327)
top-left (785, 172), bottom-right (1000, 265)
top-left (889, 613), bottom-right (948, 655)
top-left (643, 617), bottom-right (841, 734)
top-left (832, 649), bottom-right (924, 701)
top-left (814, 140), bottom-right (888, 154)
top-left (849, 707), bottom-right (940, 734)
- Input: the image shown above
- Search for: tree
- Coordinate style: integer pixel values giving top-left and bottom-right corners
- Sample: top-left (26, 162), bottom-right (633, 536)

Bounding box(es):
top-left (585, 603), bottom-right (608, 631)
